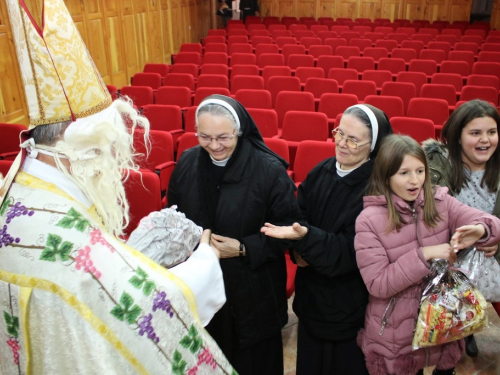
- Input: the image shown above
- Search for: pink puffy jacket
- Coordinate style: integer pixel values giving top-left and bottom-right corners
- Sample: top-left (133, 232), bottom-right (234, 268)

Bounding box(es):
top-left (355, 187), bottom-right (500, 375)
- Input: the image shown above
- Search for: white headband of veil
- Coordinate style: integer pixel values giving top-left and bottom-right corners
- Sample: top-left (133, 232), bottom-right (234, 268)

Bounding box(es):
top-left (351, 104), bottom-right (379, 152)
top-left (195, 98), bottom-right (241, 131)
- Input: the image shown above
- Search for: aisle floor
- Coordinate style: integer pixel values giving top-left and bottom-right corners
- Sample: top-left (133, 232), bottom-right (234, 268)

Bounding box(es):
top-left (282, 296), bottom-right (500, 375)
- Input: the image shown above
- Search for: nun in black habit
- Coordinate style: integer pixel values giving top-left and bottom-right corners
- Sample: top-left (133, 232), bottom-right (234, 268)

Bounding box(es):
top-left (261, 104), bottom-right (394, 375)
top-left (167, 95), bottom-right (302, 375)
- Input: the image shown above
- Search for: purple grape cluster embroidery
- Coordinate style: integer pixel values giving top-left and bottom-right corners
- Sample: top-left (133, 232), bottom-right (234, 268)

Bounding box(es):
top-left (153, 291), bottom-right (174, 318)
top-left (0, 225), bottom-right (20, 248)
top-left (6, 202), bottom-right (34, 224)
top-left (138, 313), bottom-right (160, 343)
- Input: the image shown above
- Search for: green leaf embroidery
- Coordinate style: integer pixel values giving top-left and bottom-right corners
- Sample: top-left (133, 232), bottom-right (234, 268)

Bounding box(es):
top-left (189, 325), bottom-right (198, 338)
top-left (0, 196), bottom-right (13, 217)
top-left (191, 337), bottom-right (202, 354)
top-left (120, 292), bottom-right (134, 310)
top-left (173, 350), bottom-right (182, 362)
top-left (172, 350), bottom-right (187, 375)
top-left (179, 335), bottom-right (192, 348)
top-left (47, 233), bottom-right (61, 249)
top-left (128, 268), bottom-right (156, 296)
top-left (56, 208), bottom-right (90, 232)
top-left (129, 276), bottom-right (144, 289)
top-left (110, 305), bottom-right (126, 321)
top-left (232, 370), bottom-right (239, 375)
top-left (110, 292), bottom-right (142, 325)
top-left (58, 242), bottom-right (73, 261)
top-left (40, 234), bottom-right (74, 262)
top-left (136, 267), bottom-right (148, 278)
top-left (142, 281), bottom-right (155, 296)
top-left (40, 248), bottom-right (57, 262)
top-left (180, 324), bottom-right (202, 354)
top-left (126, 305), bottom-right (142, 325)
top-left (3, 311), bottom-right (19, 338)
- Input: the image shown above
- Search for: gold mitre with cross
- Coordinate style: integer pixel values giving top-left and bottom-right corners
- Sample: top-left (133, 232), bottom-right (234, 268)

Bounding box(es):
top-left (6, 0), bottom-right (112, 128)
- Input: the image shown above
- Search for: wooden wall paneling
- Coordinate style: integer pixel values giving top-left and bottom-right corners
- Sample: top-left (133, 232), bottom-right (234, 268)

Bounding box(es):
top-left (160, 0), bottom-right (173, 63)
top-left (380, 0), bottom-right (401, 20)
top-left (148, 11), bottom-right (165, 63)
top-left (260, 0), bottom-right (275, 17)
top-left (278, 0), bottom-right (296, 18)
top-left (492, 0), bottom-right (500, 31)
top-left (360, 0), bottom-right (381, 20)
top-left (448, 0), bottom-right (472, 22)
top-left (121, 10), bottom-right (141, 83)
top-left (298, 0), bottom-right (316, 18)
top-left (318, 0), bottom-right (336, 19)
top-left (105, 14), bottom-right (128, 87)
top-left (170, 0), bottom-right (184, 52)
top-left (336, 0), bottom-right (360, 19)
top-left (402, 0), bottom-right (424, 20)
top-left (0, 1), bottom-right (29, 125)
top-left (425, 0), bottom-right (449, 21)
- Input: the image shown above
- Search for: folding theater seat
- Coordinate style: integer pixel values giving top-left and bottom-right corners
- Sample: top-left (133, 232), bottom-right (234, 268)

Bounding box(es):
top-left (390, 117), bottom-right (436, 143)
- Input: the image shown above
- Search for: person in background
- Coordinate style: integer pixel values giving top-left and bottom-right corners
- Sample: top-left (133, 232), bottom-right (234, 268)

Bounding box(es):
top-left (355, 134), bottom-right (500, 375)
top-left (168, 95), bottom-right (302, 375)
top-left (239, 0), bottom-right (259, 23)
top-left (261, 104), bottom-right (393, 374)
top-left (0, 1), bottom-right (233, 373)
top-left (424, 99), bottom-right (500, 358)
top-left (217, 0), bottom-right (233, 28)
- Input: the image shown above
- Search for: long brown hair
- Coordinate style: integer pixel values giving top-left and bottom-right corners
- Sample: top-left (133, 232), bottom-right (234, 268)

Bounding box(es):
top-left (366, 135), bottom-right (441, 232)
top-left (441, 99), bottom-right (500, 193)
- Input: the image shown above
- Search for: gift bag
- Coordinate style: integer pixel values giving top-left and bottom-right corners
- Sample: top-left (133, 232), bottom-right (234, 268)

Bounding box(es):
top-left (455, 246), bottom-right (500, 302)
top-left (412, 260), bottom-right (488, 350)
top-left (126, 206), bottom-right (202, 268)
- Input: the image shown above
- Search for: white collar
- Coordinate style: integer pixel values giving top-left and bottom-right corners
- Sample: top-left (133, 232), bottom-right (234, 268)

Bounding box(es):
top-left (335, 160), bottom-right (369, 177)
top-left (210, 155), bottom-right (230, 167)
top-left (21, 158), bottom-right (92, 208)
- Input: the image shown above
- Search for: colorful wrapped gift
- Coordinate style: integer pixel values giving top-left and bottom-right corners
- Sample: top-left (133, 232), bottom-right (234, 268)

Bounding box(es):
top-left (412, 260), bottom-right (488, 350)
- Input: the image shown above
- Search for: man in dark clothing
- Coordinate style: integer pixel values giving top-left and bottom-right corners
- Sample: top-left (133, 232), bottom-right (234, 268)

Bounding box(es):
top-left (239, 0), bottom-right (259, 23)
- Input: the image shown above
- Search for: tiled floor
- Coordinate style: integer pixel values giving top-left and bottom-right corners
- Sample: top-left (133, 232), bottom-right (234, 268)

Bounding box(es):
top-left (281, 295), bottom-right (500, 375)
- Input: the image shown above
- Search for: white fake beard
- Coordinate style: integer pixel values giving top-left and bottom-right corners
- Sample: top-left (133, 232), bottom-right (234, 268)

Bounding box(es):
top-left (51, 99), bottom-right (150, 237)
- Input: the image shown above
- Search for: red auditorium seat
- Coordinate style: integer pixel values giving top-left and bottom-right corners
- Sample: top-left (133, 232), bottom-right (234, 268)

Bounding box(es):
top-left (267, 76), bottom-right (301, 107)
top-left (390, 117), bottom-right (436, 143)
top-left (420, 83), bottom-right (458, 112)
top-left (196, 74), bottom-right (229, 89)
top-left (281, 111), bottom-right (329, 169)
top-left (431, 73), bottom-right (463, 96)
top-left (120, 86), bottom-right (154, 108)
top-left (460, 86), bottom-right (499, 106)
top-left (396, 71), bottom-right (428, 96)
top-left (230, 75), bottom-right (265, 94)
top-left (164, 73), bottom-right (196, 91)
top-left (275, 91), bottom-right (315, 129)
top-left (200, 64), bottom-right (228, 77)
top-left (0, 123), bottom-right (27, 160)
top-left (123, 169), bottom-right (162, 236)
top-left (328, 68), bottom-right (358, 90)
top-left (318, 93), bottom-right (359, 131)
top-left (155, 87), bottom-right (192, 108)
top-left (362, 70), bottom-right (393, 93)
top-left (169, 63), bottom-right (199, 78)
top-left (380, 81), bottom-right (417, 115)
top-left (176, 132), bottom-right (199, 161)
top-left (293, 140), bottom-right (336, 185)
top-left (193, 87), bottom-right (231, 106)
top-left (364, 95), bottom-right (404, 119)
top-left (407, 98), bottom-right (450, 137)
top-left (235, 89), bottom-right (273, 109)
top-left (141, 104), bottom-right (184, 145)
top-left (342, 80), bottom-right (377, 102)
top-left (131, 73), bottom-right (162, 90)
top-left (247, 108), bottom-right (279, 138)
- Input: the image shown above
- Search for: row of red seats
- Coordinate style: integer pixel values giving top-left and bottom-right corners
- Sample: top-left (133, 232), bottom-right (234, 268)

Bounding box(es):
top-left (208, 27), bottom-right (500, 44)
top-left (119, 59), bottom-right (500, 110)
top-left (227, 16), bottom-right (492, 33)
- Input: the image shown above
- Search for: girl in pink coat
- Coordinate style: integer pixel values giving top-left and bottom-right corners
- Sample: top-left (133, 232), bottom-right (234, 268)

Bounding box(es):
top-left (355, 135), bottom-right (500, 375)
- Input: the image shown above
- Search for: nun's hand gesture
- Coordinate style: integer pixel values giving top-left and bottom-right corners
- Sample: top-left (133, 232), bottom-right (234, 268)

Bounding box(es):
top-left (210, 234), bottom-right (240, 258)
top-left (261, 222), bottom-right (308, 240)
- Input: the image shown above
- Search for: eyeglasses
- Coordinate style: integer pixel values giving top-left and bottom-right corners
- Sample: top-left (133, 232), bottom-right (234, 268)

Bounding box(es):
top-left (196, 131), bottom-right (236, 145)
top-left (332, 127), bottom-right (370, 149)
